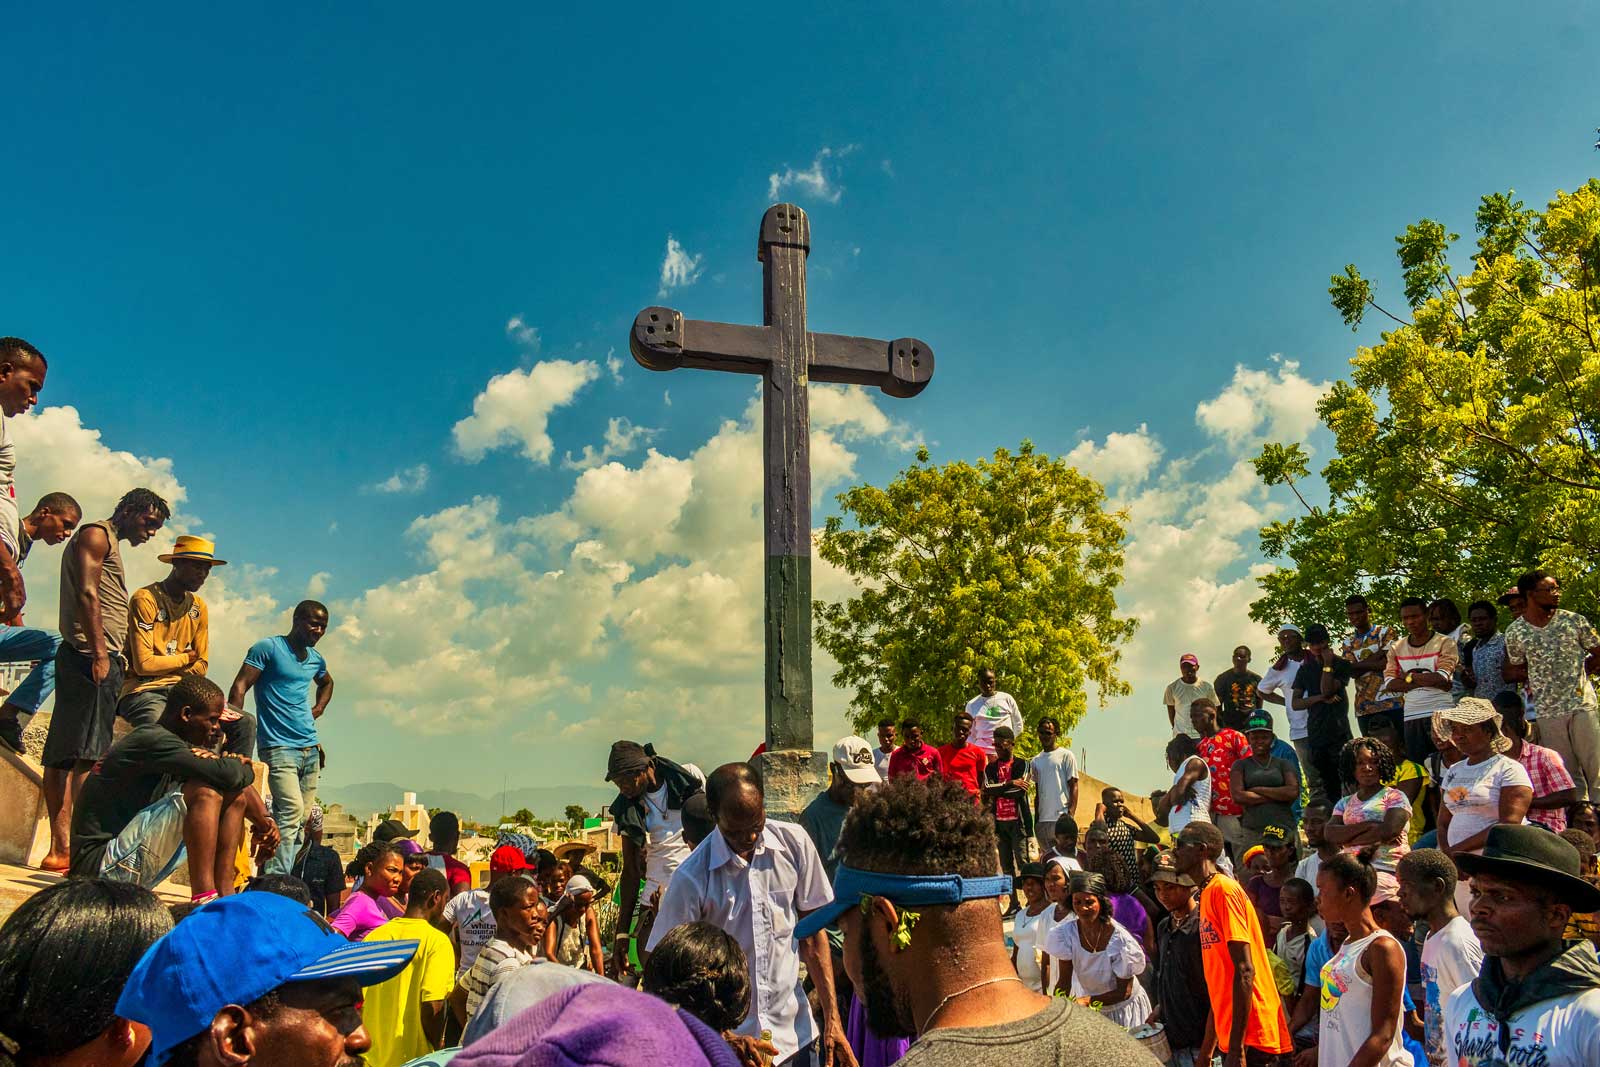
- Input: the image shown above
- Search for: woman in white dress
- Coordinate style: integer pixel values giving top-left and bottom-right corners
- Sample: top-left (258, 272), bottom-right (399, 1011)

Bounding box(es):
top-left (1157, 733), bottom-right (1211, 834)
top-left (1010, 861), bottom-right (1054, 993)
top-left (1037, 856), bottom-right (1074, 993)
top-left (1314, 850), bottom-right (1413, 1066)
top-left (1043, 871), bottom-right (1151, 1029)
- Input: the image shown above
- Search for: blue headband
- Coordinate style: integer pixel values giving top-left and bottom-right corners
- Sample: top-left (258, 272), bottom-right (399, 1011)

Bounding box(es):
top-left (794, 865), bottom-right (1013, 940)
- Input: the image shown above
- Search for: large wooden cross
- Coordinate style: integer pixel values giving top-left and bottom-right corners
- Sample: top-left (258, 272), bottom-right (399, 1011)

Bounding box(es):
top-left (629, 204), bottom-right (933, 810)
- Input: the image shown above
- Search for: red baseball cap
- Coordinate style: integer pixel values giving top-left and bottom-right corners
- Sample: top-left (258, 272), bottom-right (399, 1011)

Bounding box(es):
top-left (490, 844), bottom-right (533, 874)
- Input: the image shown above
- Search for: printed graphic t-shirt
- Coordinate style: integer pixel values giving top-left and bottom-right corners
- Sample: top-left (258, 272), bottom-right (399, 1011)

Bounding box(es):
top-left (1442, 980), bottom-right (1600, 1067)
top-left (1198, 874), bottom-right (1292, 1055)
top-left (1420, 916), bottom-right (1483, 1067)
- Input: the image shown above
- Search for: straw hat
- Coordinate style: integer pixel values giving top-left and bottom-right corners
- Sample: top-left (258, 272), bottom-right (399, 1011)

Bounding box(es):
top-left (1433, 697), bottom-right (1511, 754)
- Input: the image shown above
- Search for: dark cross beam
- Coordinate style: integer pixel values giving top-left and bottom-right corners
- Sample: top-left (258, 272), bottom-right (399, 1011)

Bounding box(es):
top-left (630, 204), bottom-right (933, 809)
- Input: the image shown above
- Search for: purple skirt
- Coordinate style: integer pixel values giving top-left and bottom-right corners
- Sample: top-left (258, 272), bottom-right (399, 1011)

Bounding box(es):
top-left (847, 992), bottom-right (912, 1067)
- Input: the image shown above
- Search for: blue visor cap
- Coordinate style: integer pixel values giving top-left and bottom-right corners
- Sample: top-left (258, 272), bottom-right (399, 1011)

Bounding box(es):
top-left (795, 866), bottom-right (1013, 940)
top-left (116, 892), bottom-right (419, 1067)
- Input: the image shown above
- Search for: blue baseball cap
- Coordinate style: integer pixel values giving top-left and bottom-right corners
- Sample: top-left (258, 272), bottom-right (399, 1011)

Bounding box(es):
top-left (794, 866), bottom-right (1012, 940)
top-left (116, 893), bottom-right (419, 1066)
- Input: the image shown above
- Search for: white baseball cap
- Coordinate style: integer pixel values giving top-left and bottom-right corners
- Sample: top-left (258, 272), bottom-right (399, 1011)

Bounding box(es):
top-left (832, 736), bottom-right (882, 785)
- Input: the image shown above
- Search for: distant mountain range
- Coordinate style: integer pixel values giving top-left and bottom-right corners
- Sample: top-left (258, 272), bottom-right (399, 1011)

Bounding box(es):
top-left (316, 781), bottom-right (616, 826)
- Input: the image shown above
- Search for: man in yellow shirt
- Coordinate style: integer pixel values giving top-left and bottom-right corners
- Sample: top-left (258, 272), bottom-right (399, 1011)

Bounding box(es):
top-left (363, 867), bottom-right (456, 1067)
top-left (114, 536), bottom-right (251, 753)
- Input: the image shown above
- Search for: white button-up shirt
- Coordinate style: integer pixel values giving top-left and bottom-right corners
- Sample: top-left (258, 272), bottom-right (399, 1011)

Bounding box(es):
top-left (647, 819), bottom-right (832, 1061)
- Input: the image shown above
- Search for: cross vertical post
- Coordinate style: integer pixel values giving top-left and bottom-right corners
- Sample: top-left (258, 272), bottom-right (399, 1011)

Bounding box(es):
top-left (759, 205), bottom-right (814, 756)
top-left (629, 204), bottom-right (933, 816)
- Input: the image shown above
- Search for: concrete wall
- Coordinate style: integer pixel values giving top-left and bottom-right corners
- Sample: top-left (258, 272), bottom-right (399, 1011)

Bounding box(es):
top-left (0, 747), bottom-right (50, 866)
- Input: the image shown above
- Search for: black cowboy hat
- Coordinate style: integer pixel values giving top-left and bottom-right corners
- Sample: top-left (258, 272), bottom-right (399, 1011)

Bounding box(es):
top-left (1454, 824), bottom-right (1600, 912)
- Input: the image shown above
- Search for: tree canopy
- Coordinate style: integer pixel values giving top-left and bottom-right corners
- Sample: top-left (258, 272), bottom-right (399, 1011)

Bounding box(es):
top-left (1252, 180), bottom-right (1600, 627)
top-left (564, 804), bottom-right (588, 826)
top-left (814, 441), bottom-right (1136, 745)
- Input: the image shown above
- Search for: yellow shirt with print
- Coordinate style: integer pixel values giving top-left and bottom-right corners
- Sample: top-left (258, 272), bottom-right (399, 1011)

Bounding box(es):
top-left (1387, 759), bottom-right (1430, 845)
top-left (121, 583), bottom-right (209, 696)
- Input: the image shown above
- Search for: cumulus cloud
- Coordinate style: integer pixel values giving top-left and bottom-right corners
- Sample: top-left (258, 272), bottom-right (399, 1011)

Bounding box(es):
top-left (336, 382), bottom-right (902, 764)
top-left (505, 315), bottom-right (541, 351)
top-left (452, 359), bottom-right (600, 464)
top-left (658, 237), bottom-right (703, 299)
top-left (767, 145), bottom-right (857, 204)
top-left (367, 463), bottom-right (430, 494)
top-left (605, 349), bottom-right (624, 385)
top-left (1195, 357), bottom-right (1329, 447)
top-left (1065, 424), bottom-right (1163, 488)
top-left (306, 571), bottom-right (332, 598)
top-left (562, 417), bottom-right (658, 471)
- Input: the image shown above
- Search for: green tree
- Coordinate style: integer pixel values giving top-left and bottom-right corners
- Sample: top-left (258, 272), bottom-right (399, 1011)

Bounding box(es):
top-left (1252, 181), bottom-right (1600, 627)
top-left (815, 441), bottom-right (1137, 744)
top-left (564, 804), bottom-right (588, 828)
top-left (510, 807), bottom-right (535, 827)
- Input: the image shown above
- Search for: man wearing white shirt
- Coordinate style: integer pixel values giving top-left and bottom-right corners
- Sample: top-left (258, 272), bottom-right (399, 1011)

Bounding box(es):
top-left (874, 718), bottom-right (896, 780)
top-left (1030, 715), bottom-right (1080, 852)
top-left (648, 762), bottom-right (855, 1067)
top-left (1259, 625), bottom-right (1319, 802)
top-left (965, 667), bottom-right (1023, 760)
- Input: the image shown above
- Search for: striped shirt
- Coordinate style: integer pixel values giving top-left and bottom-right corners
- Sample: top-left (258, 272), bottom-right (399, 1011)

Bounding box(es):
top-left (461, 938), bottom-right (538, 1022)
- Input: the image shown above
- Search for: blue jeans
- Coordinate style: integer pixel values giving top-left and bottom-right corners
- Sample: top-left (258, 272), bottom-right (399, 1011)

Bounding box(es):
top-left (0, 625), bottom-right (61, 713)
top-left (263, 746), bottom-right (319, 875)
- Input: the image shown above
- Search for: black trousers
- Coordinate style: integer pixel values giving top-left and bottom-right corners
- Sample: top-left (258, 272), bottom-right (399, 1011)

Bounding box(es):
top-left (995, 818), bottom-right (1027, 904)
top-left (1307, 742), bottom-right (1346, 804)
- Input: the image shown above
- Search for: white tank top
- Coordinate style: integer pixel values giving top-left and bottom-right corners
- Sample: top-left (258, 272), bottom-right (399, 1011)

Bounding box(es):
top-left (1318, 928), bottom-right (1413, 1067)
top-left (1168, 757), bottom-right (1212, 833)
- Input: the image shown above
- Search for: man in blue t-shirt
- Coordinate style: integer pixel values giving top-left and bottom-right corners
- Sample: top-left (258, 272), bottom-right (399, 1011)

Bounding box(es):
top-left (227, 599), bottom-right (333, 875)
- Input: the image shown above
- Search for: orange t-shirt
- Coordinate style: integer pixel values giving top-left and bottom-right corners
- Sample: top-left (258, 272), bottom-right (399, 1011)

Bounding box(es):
top-left (1198, 873), bottom-right (1292, 1055)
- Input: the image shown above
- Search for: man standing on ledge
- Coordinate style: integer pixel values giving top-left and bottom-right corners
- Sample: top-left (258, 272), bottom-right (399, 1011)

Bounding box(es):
top-left (229, 600), bottom-right (333, 875)
top-left (1503, 570), bottom-right (1600, 803)
top-left (650, 762), bottom-right (855, 1067)
top-left (39, 487), bottom-right (169, 871)
top-left (965, 666), bottom-right (1022, 762)
top-left (604, 739), bottom-right (705, 977)
top-left (937, 711), bottom-right (986, 803)
top-left (1166, 653), bottom-right (1218, 738)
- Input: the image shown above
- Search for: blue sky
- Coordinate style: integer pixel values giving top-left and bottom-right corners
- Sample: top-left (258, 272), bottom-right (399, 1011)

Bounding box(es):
top-left (4, 4), bottom-right (1597, 804)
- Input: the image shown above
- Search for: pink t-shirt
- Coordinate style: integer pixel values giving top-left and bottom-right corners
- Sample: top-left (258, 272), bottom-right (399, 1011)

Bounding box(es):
top-left (1331, 786), bottom-right (1412, 873)
top-left (329, 892), bottom-right (402, 941)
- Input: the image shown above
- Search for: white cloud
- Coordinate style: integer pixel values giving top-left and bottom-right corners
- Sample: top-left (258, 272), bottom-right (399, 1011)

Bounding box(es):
top-left (562, 417), bottom-right (658, 471)
top-left (452, 359), bottom-right (600, 464)
top-left (767, 145), bottom-right (857, 204)
top-left (1065, 424), bottom-right (1163, 488)
top-left (306, 571), bottom-right (331, 597)
top-left (605, 349), bottom-right (624, 385)
top-left (331, 382), bottom-right (906, 765)
top-left (657, 236), bottom-right (703, 299)
top-left (505, 315), bottom-right (541, 351)
top-left (1195, 357), bottom-right (1329, 447)
top-left (367, 463), bottom-right (430, 494)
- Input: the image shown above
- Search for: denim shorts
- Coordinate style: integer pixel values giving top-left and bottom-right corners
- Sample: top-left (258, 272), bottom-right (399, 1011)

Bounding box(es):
top-left (100, 789), bottom-right (189, 888)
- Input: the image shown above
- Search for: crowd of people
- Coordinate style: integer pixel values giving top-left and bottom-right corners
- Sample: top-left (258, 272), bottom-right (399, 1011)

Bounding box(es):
top-left (2, 330), bottom-right (1600, 1065)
